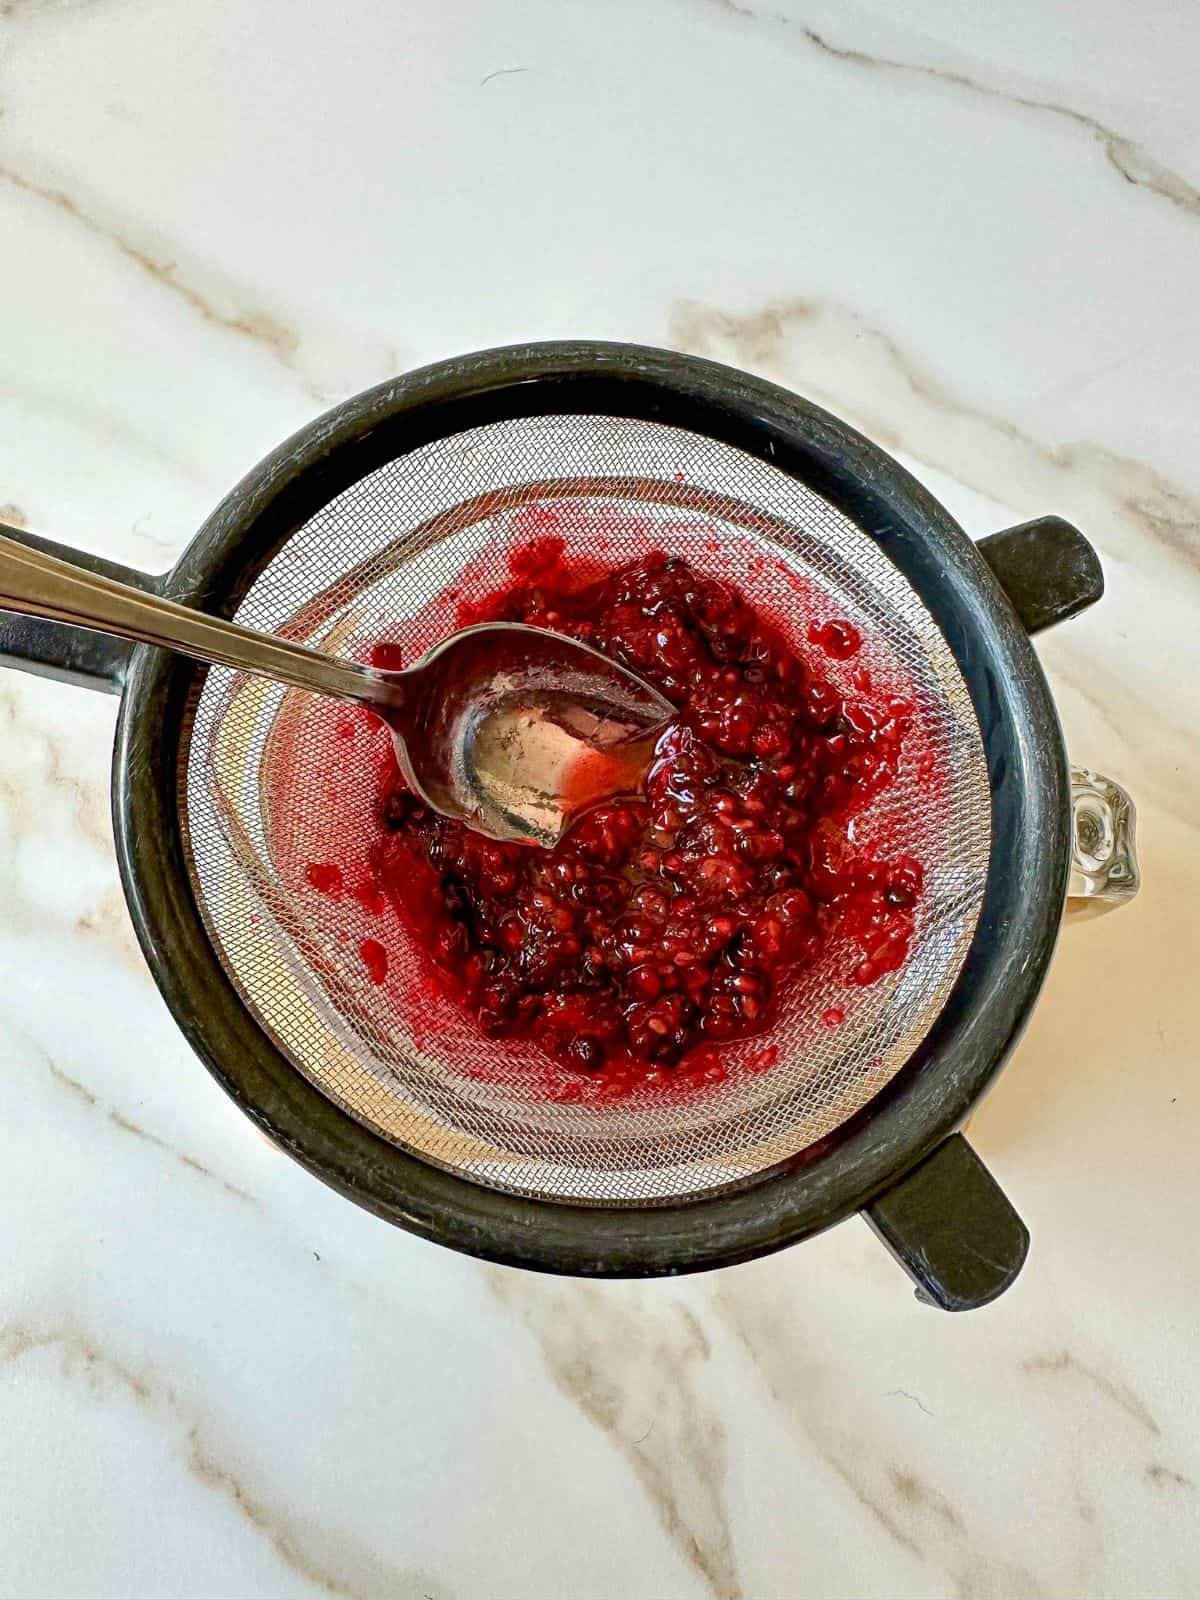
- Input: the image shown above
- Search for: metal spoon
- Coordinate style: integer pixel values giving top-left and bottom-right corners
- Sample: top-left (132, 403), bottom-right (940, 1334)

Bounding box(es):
top-left (0, 530), bottom-right (673, 847)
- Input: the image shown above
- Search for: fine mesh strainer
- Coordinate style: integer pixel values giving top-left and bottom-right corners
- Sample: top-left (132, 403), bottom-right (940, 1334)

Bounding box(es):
top-left (0, 343), bottom-right (1139, 1309)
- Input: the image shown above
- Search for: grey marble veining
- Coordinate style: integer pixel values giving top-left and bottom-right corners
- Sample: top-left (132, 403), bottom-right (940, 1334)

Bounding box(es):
top-left (1, 1), bottom-right (1197, 1596)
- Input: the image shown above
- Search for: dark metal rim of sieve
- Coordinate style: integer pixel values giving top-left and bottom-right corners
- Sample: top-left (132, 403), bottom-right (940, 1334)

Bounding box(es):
top-left (3, 342), bottom-right (1094, 1304)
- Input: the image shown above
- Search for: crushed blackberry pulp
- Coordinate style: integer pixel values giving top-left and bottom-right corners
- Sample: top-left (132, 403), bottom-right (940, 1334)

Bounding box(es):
top-left (344, 541), bottom-right (924, 1095)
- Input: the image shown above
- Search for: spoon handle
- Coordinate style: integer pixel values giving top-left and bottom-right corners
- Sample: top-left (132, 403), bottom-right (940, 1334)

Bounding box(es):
top-left (0, 529), bottom-right (400, 708)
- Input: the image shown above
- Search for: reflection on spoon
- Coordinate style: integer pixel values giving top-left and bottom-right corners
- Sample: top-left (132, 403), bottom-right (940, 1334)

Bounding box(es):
top-left (467, 701), bottom-right (667, 848)
top-left (384, 624), bottom-right (675, 847)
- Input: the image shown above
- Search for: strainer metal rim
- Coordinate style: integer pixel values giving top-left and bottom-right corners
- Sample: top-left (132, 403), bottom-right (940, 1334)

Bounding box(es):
top-left (111, 341), bottom-right (1070, 1277)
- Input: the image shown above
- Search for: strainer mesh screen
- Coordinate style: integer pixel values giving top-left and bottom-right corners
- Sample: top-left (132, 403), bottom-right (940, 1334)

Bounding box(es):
top-left (181, 415), bottom-right (990, 1203)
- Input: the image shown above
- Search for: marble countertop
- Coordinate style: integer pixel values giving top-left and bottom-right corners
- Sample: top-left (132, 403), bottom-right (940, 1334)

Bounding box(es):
top-left (1, 1), bottom-right (1197, 1595)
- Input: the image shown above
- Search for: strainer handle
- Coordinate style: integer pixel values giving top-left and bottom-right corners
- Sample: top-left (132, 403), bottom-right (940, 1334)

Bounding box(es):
top-left (977, 515), bottom-right (1103, 634)
top-left (0, 525), bottom-right (400, 709)
top-left (864, 1134), bottom-right (1029, 1311)
top-left (0, 523), bottom-right (156, 693)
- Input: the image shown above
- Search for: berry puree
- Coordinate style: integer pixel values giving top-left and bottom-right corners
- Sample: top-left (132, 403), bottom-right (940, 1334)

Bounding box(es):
top-left (347, 539), bottom-right (924, 1095)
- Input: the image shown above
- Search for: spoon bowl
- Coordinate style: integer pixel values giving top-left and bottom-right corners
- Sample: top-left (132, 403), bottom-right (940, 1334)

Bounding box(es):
top-left (380, 623), bottom-right (673, 845)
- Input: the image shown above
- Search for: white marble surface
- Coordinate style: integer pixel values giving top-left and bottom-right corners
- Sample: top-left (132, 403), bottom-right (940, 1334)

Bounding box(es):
top-left (1, 1), bottom-right (1198, 1595)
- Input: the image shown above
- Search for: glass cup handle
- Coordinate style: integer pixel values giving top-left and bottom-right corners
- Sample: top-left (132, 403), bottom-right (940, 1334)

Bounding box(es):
top-left (1066, 766), bottom-right (1140, 918)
